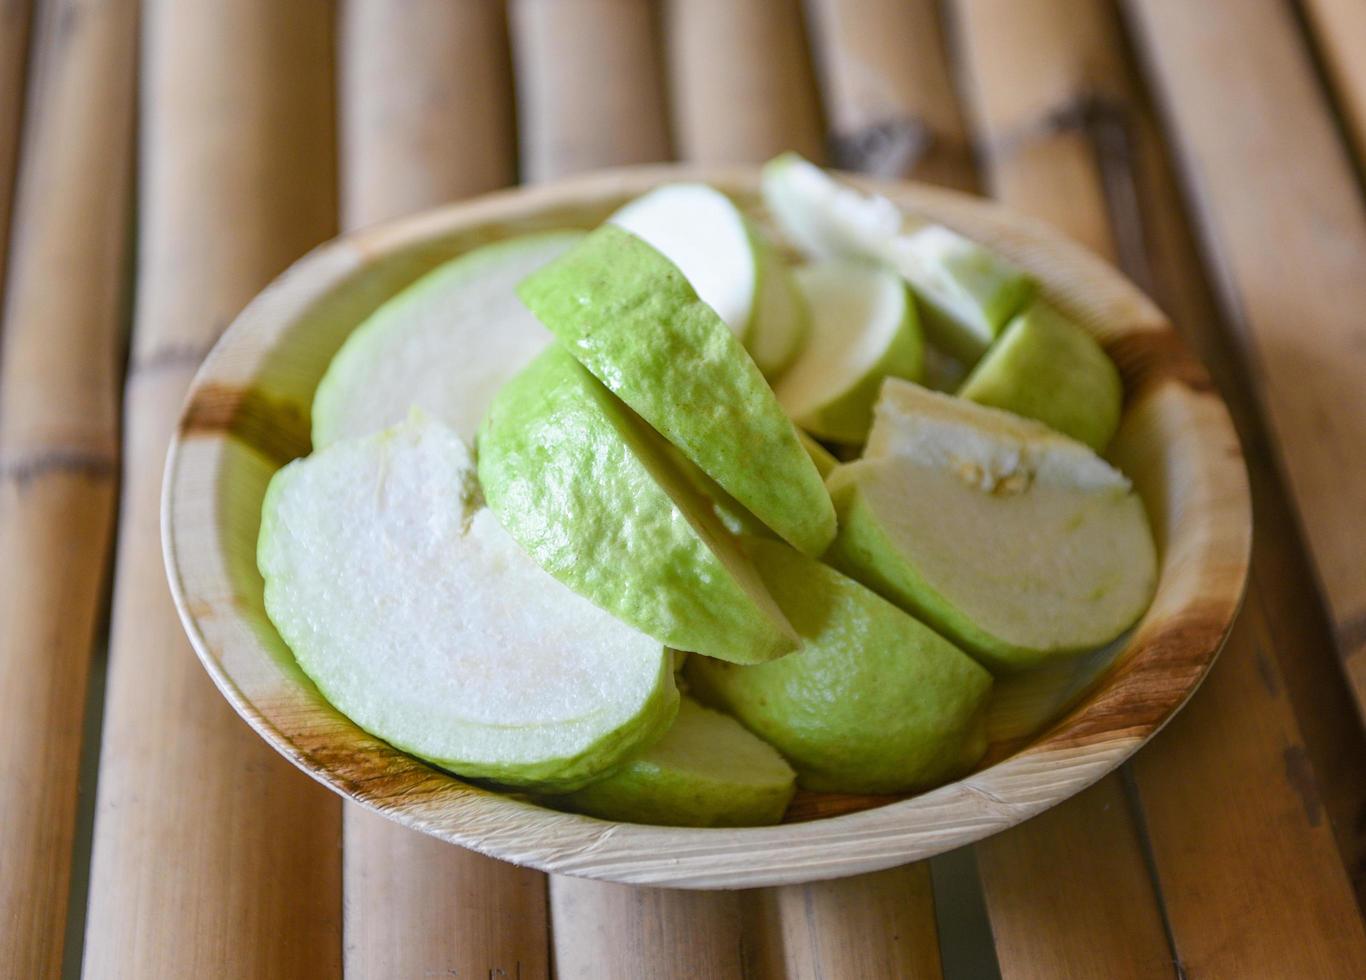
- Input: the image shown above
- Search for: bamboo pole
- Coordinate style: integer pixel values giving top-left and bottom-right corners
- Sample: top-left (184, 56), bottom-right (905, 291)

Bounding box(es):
top-left (509, 0), bottom-right (671, 182)
top-left (340, 0), bottom-right (515, 228)
top-left (0, 1), bottom-right (135, 974)
top-left (666, 0), bottom-right (826, 164)
top-left (0, 0), bottom-right (32, 311)
top-left (972, 784), bottom-right (1170, 978)
top-left (337, 4), bottom-right (549, 977)
top-left (1125, 0), bottom-right (1366, 720)
top-left (550, 881), bottom-right (749, 979)
top-left (1301, 0), bottom-right (1366, 166)
top-left (951, 0), bottom-right (1121, 258)
top-left (801, 0), bottom-right (974, 187)
top-left (942, 4), bottom-right (1174, 972)
top-left (344, 812), bottom-right (547, 979)
top-left (752, 867), bottom-right (942, 978)
top-left (81, 2), bottom-right (343, 976)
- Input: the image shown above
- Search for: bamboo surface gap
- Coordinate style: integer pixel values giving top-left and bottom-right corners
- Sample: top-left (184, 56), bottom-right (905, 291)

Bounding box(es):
top-left (80, 2), bottom-right (344, 975)
top-left (337, 3), bottom-right (550, 977)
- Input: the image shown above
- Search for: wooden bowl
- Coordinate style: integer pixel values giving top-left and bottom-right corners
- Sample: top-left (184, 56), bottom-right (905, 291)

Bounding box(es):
top-left (162, 166), bottom-right (1251, 888)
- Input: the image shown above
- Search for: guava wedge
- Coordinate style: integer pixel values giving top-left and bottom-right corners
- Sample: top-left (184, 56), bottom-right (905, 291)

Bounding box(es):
top-left (478, 347), bottom-right (800, 664)
top-left (884, 225), bottom-right (1037, 364)
top-left (686, 538), bottom-right (992, 794)
top-left (762, 154), bottom-right (1036, 363)
top-left (610, 183), bottom-right (760, 340)
top-left (672, 432), bottom-right (840, 537)
top-left (312, 231), bottom-right (582, 447)
top-left (828, 380), bottom-right (1158, 672)
top-left (760, 151), bottom-right (904, 259)
top-left (257, 415), bottom-right (677, 791)
top-left (958, 302), bottom-right (1123, 451)
top-left (546, 697), bottom-right (797, 827)
top-left (797, 430), bottom-right (839, 477)
top-left (775, 259), bottom-right (922, 444)
top-left (745, 236), bottom-right (810, 379)
top-left (517, 224), bottom-right (835, 556)
top-left (610, 183), bottom-right (810, 378)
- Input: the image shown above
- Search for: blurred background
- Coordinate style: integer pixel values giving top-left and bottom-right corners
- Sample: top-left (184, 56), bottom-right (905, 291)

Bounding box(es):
top-left (0, 0), bottom-right (1363, 977)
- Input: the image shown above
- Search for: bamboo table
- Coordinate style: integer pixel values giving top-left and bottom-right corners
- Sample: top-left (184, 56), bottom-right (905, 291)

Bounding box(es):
top-left (1, 1), bottom-right (1364, 976)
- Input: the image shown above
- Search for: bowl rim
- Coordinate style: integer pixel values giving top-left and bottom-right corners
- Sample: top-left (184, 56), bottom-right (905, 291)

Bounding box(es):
top-left (162, 164), bottom-right (1252, 889)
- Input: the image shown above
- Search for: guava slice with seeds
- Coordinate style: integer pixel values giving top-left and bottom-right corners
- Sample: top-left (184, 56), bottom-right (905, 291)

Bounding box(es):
top-left (827, 379), bottom-right (1157, 671)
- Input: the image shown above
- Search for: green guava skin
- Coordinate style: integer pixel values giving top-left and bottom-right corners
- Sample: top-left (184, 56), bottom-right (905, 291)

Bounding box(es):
top-left (478, 346), bottom-right (799, 665)
top-left (686, 538), bottom-right (992, 794)
top-left (516, 224), bottom-right (836, 557)
top-left (780, 268), bottom-right (923, 446)
top-left (797, 430), bottom-right (839, 477)
top-left (958, 303), bottom-right (1123, 451)
top-left (546, 698), bottom-right (797, 827)
top-left (904, 234), bottom-right (1038, 365)
top-left (746, 222), bottom-right (811, 379)
top-left (824, 457), bottom-right (1155, 673)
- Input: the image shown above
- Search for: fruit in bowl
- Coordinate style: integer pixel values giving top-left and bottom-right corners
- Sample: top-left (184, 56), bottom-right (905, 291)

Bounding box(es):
top-left (163, 162), bottom-right (1249, 887)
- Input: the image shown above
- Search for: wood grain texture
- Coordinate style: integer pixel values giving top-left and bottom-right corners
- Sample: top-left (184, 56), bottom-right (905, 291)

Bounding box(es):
top-left (0, 0), bottom-right (31, 310)
top-left (509, 0), bottom-right (670, 182)
top-left (340, 0), bottom-right (515, 229)
top-left (161, 166), bottom-right (1249, 888)
top-left (666, 0), bottom-right (825, 163)
top-left (948, 4), bottom-right (1173, 973)
top-left (81, 2), bottom-right (343, 976)
top-left (550, 879), bottom-right (747, 979)
top-left (337, 8), bottom-right (549, 977)
top-left (1124, 0), bottom-right (1366, 718)
top-left (1301, 0), bottom-right (1366, 166)
top-left (803, 0), bottom-right (974, 187)
top-left (746, 866), bottom-right (942, 979)
top-left (0, 2), bottom-right (134, 974)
